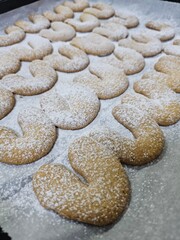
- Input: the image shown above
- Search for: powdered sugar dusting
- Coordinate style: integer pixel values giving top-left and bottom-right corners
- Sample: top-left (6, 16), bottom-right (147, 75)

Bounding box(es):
top-left (40, 83), bottom-right (100, 129)
top-left (0, 0), bottom-right (180, 239)
top-left (1, 60), bottom-right (57, 95)
top-left (0, 26), bottom-right (25, 47)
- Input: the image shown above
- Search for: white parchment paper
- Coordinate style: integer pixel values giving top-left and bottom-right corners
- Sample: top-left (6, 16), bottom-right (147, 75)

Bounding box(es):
top-left (0, 0), bottom-right (180, 240)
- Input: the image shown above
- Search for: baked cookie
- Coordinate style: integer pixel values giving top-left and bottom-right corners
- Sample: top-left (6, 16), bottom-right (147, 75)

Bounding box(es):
top-left (43, 5), bottom-right (74, 22)
top-left (0, 107), bottom-right (57, 165)
top-left (65, 13), bottom-right (100, 32)
top-left (0, 26), bottom-right (25, 47)
top-left (84, 2), bottom-right (115, 19)
top-left (112, 104), bottom-right (165, 165)
top-left (119, 33), bottom-right (162, 57)
top-left (40, 22), bottom-right (76, 42)
top-left (40, 84), bottom-right (100, 130)
top-left (44, 44), bottom-right (89, 73)
top-left (0, 52), bottom-right (21, 79)
top-left (164, 39), bottom-right (180, 57)
top-left (11, 37), bottom-right (53, 61)
top-left (102, 46), bottom-right (145, 75)
top-left (133, 78), bottom-right (180, 126)
top-left (15, 14), bottom-right (50, 33)
top-left (93, 22), bottom-right (128, 41)
top-left (142, 70), bottom-right (180, 93)
top-left (154, 55), bottom-right (180, 76)
top-left (71, 33), bottom-right (115, 56)
top-left (145, 21), bottom-right (175, 41)
top-left (33, 135), bottom-right (130, 226)
top-left (0, 87), bottom-right (15, 120)
top-left (63, 0), bottom-right (89, 12)
top-left (113, 11), bottom-right (139, 28)
top-left (73, 62), bottom-right (128, 99)
top-left (1, 60), bottom-right (57, 96)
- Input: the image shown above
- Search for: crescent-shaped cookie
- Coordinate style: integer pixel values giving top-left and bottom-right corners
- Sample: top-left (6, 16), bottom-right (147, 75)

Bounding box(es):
top-left (73, 62), bottom-right (128, 99)
top-left (164, 39), bottom-right (180, 57)
top-left (119, 33), bottom-right (162, 57)
top-left (33, 136), bottom-right (130, 226)
top-left (84, 2), bottom-right (115, 19)
top-left (40, 84), bottom-right (100, 130)
top-left (0, 107), bottom-right (57, 165)
top-left (101, 46), bottom-right (145, 75)
top-left (1, 60), bottom-right (57, 96)
top-left (122, 86), bottom-right (180, 127)
top-left (71, 33), bottom-right (115, 56)
top-left (129, 76), bottom-right (180, 126)
top-left (63, 0), bottom-right (89, 12)
top-left (112, 104), bottom-right (165, 165)
top-left (145, 21), bottom-right (175, 41)
top-left (15, 14), bottom-right (50, 33)
top-left (142, 70), bottom-right (180, 93)
top-left (113, 11), bottom-right (139, 28)
top-left (0, 52), bottom-right (21, 79)
top-left (0, 87), bottom-right (15, 120)
top-left (40, 22), bottom-right (76, 42)
top-left (11, 37), bottom-right (53, 61)
top-left (0, 26), bottom-right (25, 47)
top-left (93, 22), bottom-right (128, 41)
top-left (43, 5), bottom-right (74, 22)
top-left (44, 44), bottom-right (89, 73)
top-left (65, 13), bottom-right (100, 32)
top-left (154, 55), bottom-right (180, 76)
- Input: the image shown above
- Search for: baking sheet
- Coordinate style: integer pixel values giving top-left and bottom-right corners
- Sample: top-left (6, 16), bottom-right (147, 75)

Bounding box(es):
top-left (0, 0), bottom-right (180, 239)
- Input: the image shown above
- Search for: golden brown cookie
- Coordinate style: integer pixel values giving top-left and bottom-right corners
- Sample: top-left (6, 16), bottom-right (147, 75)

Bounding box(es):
top-left (40, 22), bottom-right (76, 42)
top-left (132, 77), bottom-right (180, 126)
top-left (154, 55), bottom-right (180, 77)
top-left (142, 70), bottom-right (180, 93)
top-left (71, 33), bottom-right (115, 56)
top-left (93, 22), bottom-right (128, 41)
top-left (163, 39), bottom-right (180, 57)
top-left (119, 33), bottom-right (162, 57)
top-left (0, 52), bottom-right (21, 79)
top-left (113, 11), bottom-right (139, 28)
top-left (84, 2), bottom-right (115, 19)
top-left (44, 44), bottom-right (89, 73)
top-left (112, 104), bottom-right (165, 165)
top-left (43, 5), bottom-right (74, 22)
top-left (0, 107), bottom-right (57, 165)
top-left (63, 0), bottom-right (89, 12)
top-left (33, 134), bottom-right (130, 226)
top-left (11, 37), bottom-right (53, 61)
top-left (0, 26), bottom-right (25, 47)
top-left (73, 62), bottom-right (128, 99)
top-left (65, 13), bottom-right (100, 32)
top-left (0, 87), bottom-right (15, 120)
top-left (101, 46), bottom-right (145, 75)
top-left (40, 84), bottom-right (100, 130)
top-left (1, 60), bottom-right (57, 96)
top-left (145, 21), bottom-right (175, 41)
top-left (15, 14), bottom-right (50, 33)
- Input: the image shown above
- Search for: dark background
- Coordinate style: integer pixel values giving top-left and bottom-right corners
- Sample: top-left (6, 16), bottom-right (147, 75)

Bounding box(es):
top-left (0, 0), bottom-right (38, 13)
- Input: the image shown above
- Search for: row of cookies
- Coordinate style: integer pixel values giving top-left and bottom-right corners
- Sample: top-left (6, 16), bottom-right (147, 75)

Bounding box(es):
top-left (1, 53), bottom-right (179, 161)
top-left (1, 0), bottom-right (179, 59)
top-left (32, 55), bottom-right (180, 227)
top-left (31, 12), bottom-right (180, 224)
top-left (0, 53), bottom-right (179, 226)
top-left (0, 1), bottom-right (137, 46)
top-left (1, 39), bottom-right (179, 124)
top-left (0, 26), bottom-right (146, 121)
